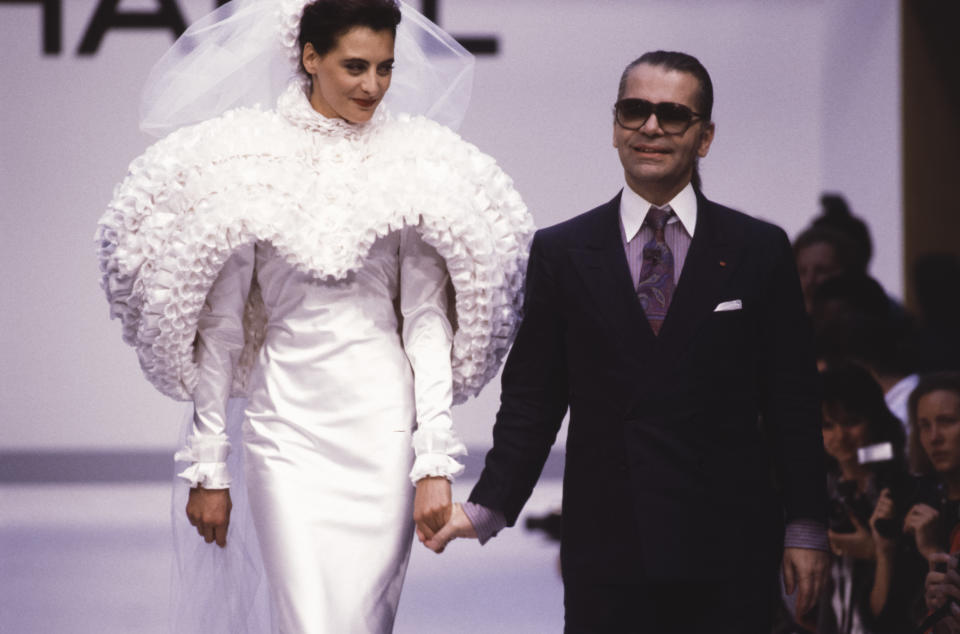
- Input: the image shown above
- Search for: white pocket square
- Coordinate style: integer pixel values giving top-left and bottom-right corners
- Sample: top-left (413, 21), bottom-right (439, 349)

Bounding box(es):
top-left (713, 299), bottom-right (742, 312)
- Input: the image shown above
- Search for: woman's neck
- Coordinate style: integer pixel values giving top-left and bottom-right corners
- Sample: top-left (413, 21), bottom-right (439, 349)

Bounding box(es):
top-left (839, 461), bottom-right (871, 491)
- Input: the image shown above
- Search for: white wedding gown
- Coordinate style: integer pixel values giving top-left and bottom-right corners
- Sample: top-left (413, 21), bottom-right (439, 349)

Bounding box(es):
top-left (97, 77), bottom-right (533, 633)
top-left (185, 229), bottom-right (455, 633)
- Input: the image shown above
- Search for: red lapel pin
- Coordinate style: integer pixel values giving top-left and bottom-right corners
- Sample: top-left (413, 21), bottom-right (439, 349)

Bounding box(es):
top-left (719, 260), bottom-right (727, 267)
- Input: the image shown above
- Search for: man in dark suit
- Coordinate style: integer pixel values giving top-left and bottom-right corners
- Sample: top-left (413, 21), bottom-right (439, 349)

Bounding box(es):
top-left (425, 51), bottom-right (830, 633)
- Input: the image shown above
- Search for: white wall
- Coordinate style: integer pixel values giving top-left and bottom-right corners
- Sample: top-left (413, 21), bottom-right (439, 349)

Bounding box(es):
top-left (0, 0), bottom-right (900, 450)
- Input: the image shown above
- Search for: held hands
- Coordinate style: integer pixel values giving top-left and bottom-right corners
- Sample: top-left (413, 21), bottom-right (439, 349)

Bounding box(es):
top-left (411, 476), bottom-right (478, 554)
top-left (186, 485), bottom-right (232, 548)
top-left (414, 476), bottom-right (453, 544)
top-left (424, 503), bottom-right (478, 553)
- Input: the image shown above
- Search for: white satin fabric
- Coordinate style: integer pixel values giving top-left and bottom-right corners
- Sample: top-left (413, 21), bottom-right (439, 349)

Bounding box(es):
top-left (184, 228), bottom-right (458, 632)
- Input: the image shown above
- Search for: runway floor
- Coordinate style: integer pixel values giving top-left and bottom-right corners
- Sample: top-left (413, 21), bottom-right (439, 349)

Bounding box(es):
top-left (0, 480), bottom-right (564, 633)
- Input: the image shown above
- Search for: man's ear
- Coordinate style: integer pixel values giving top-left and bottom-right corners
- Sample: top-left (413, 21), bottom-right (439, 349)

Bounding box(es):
top-left (697, 121), bottom-right (716, 159)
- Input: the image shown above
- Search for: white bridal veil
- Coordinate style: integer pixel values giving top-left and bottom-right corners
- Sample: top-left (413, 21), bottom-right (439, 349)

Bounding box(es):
top-left (140, 0), bottom-right (475, 136)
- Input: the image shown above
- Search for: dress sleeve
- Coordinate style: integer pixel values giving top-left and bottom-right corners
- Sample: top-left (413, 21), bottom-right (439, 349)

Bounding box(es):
top-left (399, 226), bottom-right (466, 484)
top-left (174, 244), bottom-right (255, 489)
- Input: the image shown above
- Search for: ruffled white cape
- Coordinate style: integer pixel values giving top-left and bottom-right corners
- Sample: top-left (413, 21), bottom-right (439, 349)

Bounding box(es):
top-left (97, 80), bottom-right (533, 406)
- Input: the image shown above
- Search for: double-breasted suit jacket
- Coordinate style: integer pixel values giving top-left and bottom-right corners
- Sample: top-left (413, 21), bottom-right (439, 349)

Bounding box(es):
top-left (470, 190), bottom-right (827, 587)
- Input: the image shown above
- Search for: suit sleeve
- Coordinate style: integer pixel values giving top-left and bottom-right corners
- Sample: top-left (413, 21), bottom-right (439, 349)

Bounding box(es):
top-left (757, 227), bottom-right (828, 525)
top-left (469, 230), bottom-right (569, 525)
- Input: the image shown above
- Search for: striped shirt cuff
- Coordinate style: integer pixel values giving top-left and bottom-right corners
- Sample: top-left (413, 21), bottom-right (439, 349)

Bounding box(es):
top-left (461, 502), bottom-right (507, 545)
top-left (784, 519), bottom-right (829, 551)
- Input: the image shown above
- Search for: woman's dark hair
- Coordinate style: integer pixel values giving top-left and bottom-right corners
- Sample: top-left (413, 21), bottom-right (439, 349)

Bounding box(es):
top-left (908, 372), bottom-right (960, 475)
top-left (792, 225), bottom-right (858, 273)
top-left (813, 193), bottom-right (872, 273)
top-left (616, 50), bottom-right (713, 191)
top-left (820, 362), bottom-right (908, 474)
top-left (298, 0), bottom-right (401, 72)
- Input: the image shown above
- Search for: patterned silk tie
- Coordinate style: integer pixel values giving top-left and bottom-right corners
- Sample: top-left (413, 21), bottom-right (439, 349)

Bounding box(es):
top-left (636, 206), bottom-right (675, 335)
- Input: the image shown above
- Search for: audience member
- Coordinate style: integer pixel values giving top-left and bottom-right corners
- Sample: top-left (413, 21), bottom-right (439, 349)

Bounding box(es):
top-left (907, 373), bottom-right (960, 633)
top-left (817, 363), bottom-right (924, 633)
top-left (907, 373), bottom-right (960, 554)
top-left (794, 225), bottom-right (860, 315)
top-left (813, 193), bottom-right (873, 274)
top-left (813, 275), bottom-right (919, 429)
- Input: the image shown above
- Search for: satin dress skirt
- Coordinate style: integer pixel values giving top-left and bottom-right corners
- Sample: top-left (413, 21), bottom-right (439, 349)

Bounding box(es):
top-left (243, 238), bottom-right (418, 633)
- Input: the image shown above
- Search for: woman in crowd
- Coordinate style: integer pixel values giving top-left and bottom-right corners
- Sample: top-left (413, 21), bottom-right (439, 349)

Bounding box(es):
top-left (818, 363), bottom-right (923, 633)
top-left (95, 0), bottom-right (532, 631)
top-left (908, 372), bottom-right (960, 553)
top-left (909, 373), bottom-right (960, 633)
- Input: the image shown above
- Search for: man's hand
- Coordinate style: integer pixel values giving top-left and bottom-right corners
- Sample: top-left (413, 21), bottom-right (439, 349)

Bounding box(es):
top-left (186, 486), bottom-right (232, 548)
top-left (783, 547), bottom-right (829, 618)
top-left (414, 476), bottom-right (452, 543)
top-left (424, 503), bottom-right (478, 553)
top-left (904, 503), bottom-right (942, 560)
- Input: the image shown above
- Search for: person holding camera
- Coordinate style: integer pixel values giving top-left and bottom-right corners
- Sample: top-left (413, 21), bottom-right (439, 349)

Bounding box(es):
top-left (819, 363), bottom-right (925, 633)
top-left (907, 373), bottom-right (960, 632)
top-left (908, 373), bottom-right (960, 556)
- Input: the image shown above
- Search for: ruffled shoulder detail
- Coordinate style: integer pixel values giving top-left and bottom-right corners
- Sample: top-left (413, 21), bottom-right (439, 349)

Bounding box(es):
top-left (96, 95), bottom-right (534, 404)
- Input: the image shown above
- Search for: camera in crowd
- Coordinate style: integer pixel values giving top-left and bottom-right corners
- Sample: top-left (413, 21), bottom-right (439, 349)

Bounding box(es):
top-left (829, 441), bottom-right (941, 538)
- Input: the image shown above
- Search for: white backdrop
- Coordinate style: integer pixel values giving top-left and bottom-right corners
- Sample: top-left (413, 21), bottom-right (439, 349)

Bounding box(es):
top-left (0, 0), bottom-right (900, 451)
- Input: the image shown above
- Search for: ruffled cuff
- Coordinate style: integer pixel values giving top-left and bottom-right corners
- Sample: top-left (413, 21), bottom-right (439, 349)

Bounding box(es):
top-left (174, 435), bottom-right (232, 489)
top-left (409, 427), bottom-right (467, 485)
top-left (409, 453), bottom-right (466, 485)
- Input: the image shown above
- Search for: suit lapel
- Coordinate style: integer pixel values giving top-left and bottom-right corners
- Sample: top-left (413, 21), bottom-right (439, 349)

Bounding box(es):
top-left (568, 193), bottom-right (656, 359)
top-left (657, 192), bottom-right (742, 355)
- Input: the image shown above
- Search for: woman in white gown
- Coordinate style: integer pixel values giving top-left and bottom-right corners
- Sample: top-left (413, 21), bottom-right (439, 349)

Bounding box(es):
top-left (95, 1), bottom-right (532, 631)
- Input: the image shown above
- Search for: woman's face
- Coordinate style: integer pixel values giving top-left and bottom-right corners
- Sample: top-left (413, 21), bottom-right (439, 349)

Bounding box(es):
top-left (302, 26), bottom-right (395, 123)
top-left (822, 406), bottom-right (870, 466)
top-left (917, 389), bottom-right (960, 476)
top-left (796, 241), bottom-right (843, 312)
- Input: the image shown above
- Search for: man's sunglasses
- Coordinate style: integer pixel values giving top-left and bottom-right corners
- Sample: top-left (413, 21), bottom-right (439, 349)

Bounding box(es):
top-left (613, 98), bottom-right (704, 135)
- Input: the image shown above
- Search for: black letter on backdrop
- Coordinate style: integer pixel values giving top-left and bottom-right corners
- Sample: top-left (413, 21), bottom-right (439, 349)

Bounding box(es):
top-left (0, 0), bottom-right (62, 54)
top-left (420, 0), bottom-right (499, 56)
top-left (77, 0), bottom-right (188, 55)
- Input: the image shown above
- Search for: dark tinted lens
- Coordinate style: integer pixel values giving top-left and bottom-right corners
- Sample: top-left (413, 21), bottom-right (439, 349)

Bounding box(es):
top-left (654, 102), bottom-right (695, 131)
top-left (616, 99), bottom-right (653, 126)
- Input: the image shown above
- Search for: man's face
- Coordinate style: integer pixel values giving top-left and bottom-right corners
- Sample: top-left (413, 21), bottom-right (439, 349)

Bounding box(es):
top-left (613, 64), bottom-right (714, 204)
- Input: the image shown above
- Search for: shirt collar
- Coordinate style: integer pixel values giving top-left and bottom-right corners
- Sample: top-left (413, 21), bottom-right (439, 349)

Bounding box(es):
top-left (619, 181), bottom-right (698, 241)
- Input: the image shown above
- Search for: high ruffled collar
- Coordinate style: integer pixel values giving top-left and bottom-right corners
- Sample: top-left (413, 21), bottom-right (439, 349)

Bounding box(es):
top-left (276, 79), bottom-right (387, 139)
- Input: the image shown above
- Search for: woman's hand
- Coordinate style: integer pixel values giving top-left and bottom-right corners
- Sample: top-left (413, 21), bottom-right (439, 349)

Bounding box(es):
top-left (828, 511), bottom-right (875, 560)
top-left (413, 476), bottom-right (451, 543)
top-left (926, 552), bottom-right (960, 633)
top-left (186, 486), bottom-right (232, 548)
top-left (424, 503), bottom-right (478, 554)
top-left (904, 503), bottom-right (942, 560)
top-left (869, 488), bottom-right (897, 557)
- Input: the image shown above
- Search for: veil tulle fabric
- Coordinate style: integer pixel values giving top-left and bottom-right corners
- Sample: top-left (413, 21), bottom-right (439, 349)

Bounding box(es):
top-left (140, 0), bottom-right (475, 136)
top-left (156, 2), bottom-right (477, 630)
